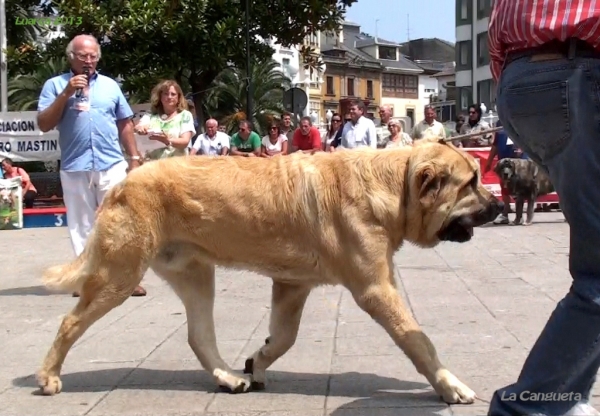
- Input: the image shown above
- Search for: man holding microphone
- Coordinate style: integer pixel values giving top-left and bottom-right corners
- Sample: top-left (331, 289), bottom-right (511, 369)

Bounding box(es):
top-left (37, 34), bottom-right (146, 297)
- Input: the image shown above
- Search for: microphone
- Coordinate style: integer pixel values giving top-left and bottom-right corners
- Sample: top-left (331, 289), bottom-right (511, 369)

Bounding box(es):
top-left (76, 66), bottom-right (90, 98)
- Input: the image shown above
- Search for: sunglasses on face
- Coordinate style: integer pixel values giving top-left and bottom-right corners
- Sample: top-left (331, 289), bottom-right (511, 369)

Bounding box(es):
top-left (332, 119), bottom-right (341, 123)
top-left (270, 126), bottom-right (278, 130)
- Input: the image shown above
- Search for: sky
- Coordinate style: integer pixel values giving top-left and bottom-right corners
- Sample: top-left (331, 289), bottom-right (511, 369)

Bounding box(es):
top-left (344, 0), bottom-right (455, 44)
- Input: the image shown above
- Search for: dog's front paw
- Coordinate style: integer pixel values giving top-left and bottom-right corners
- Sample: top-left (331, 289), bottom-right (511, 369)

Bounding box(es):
top-left (435, 370), bottom-right (476, 404)
top-left (37, 371), bottom-right (62, 396)
top-left (213, 368), bottom-right (252, 394)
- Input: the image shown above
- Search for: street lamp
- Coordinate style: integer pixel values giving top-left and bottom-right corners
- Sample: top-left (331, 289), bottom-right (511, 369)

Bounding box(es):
top-left (303, 68), bottom-right (311, 117)
top-left (244, 0), bottom-right (252, 121)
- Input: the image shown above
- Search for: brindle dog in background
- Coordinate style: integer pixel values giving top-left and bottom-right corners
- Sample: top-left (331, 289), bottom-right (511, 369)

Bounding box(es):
top-left (494, 158), bottom-right (555, 226)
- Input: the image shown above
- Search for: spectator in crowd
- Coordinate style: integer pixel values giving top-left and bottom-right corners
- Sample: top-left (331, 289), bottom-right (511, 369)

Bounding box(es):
top-left (291, 116), bottom-right (322, 154)
top-left (261, 121), bottom-right (288, 157)
top-left (190, 118), bottom-right (230, 156)
top-left (385, 120), bottom-right (413, 148)
top-left (36, 34), bottom-right (145, 297)
top-left (340, 100), bottom-right (377, 149)
top-left (375, 105), bottom-right (393, 148)
top-left (217, 124), bottom-right (227, 133)
top-left (455, 114), bottom-right (466, 135)
top-left (134, 80), bottom-right (195, 160)
top-left (323, 112), bottom-right (344, 152)
top-left (230, 120), bottom-right (261, 157)
top-left (280, 112), bottom-right (294, 141)
top-left (460, 104), bottom-right (492, 147)
top-left (1, 158), bottom-right (38, 208)
top-left (411, 105), bottom-right (447, 141)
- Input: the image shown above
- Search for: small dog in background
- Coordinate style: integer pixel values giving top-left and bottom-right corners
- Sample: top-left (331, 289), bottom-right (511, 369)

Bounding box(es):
top-left (494, 158), bottom-right (555, 226)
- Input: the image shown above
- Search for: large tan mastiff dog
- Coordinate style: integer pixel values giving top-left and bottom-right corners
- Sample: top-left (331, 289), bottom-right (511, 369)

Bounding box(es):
top-left (37, 139), bottom-right (501, 404)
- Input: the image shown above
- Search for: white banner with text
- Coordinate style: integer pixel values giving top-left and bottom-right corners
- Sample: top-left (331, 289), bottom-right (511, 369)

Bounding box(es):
top-left (0, 109), bottom-right (161, 162)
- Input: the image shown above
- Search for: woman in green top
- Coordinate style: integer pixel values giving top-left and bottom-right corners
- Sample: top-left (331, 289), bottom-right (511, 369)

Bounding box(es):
top-left (134, 80), bottom-right (196, 160)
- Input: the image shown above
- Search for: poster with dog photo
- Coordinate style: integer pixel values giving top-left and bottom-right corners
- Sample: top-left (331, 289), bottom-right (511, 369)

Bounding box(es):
top-left (0, 177), bottom-right (23, 230)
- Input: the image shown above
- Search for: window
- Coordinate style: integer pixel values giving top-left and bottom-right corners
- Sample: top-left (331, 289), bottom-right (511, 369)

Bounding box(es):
top-left (477, 32), bottom-right (490, 66)
top-left (456, 41), bottom-right (472, 70)
top-left (326, 76), bottom-right (334, 95)
top-left (458, 87), bottom-right (472, 111)
top-left (378, 46), bottom-right (397, 60)
top-left (406, 108), bottom-right (415, 127)
top-left (457, 0), bottom-right (471, 23)
top-left (282, 58), bottom-right (290, 66)
top-left (382, 74), bottom-right (418, 99)
top-left (477, 0), bottom-right (492, 19)
top-left (366, 80), bottom-right (374, 98)
top-left (347, 77), bottom-right (355, 96)
top-left (477, 79), bottom-right (497, 109)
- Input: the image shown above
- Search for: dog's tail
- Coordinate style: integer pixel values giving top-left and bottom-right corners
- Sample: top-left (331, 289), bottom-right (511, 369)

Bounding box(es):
top-left (42, 234), bottom-right (97, 292)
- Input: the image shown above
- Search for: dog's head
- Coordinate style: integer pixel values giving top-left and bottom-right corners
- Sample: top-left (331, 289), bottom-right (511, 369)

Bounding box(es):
top-left (0, 189), bottom-right (12, 205)
top-left (494, 158), bottom-right (516, 183)
top-left (405, 139), bottom-right (503, 247)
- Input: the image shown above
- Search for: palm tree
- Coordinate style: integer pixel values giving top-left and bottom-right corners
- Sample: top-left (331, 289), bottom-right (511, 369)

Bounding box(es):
top-left (7, 57), bottom-right (68, 111)
top-left (203, 59), bottom-right (291, 136)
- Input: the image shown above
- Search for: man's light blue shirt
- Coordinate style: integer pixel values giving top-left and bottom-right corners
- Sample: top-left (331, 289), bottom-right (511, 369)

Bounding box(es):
top-left (37, 71), bottom-right (134, 172)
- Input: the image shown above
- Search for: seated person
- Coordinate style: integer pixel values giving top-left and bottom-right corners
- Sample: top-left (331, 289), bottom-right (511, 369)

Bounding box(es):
top-left (261, 121), bottom-right (288, 157)
top-left (291, 116), bottom-right (322, 154)
top-left (191, 118), bottom-right (230, 156)
top-left (1, 158), bottom-right (38, 208)
top-left (230, 120), bottom-right (261, 157)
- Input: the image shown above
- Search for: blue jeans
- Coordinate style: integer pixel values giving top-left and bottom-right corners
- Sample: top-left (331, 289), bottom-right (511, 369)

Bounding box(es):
top-left (488, 54), bottom-right (600, 415)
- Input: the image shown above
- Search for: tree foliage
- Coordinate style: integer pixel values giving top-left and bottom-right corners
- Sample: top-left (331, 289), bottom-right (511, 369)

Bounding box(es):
top-left (203, 59), bottom-right (291, 135)
top-left (41, 0), bottom-right (357, 124)
top-left (4, 0), bottom-right (55, 77)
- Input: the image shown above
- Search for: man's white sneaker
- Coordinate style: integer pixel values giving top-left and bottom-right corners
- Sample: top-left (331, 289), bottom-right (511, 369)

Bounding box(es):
top-left (564, 402), bottom-right (600, 416)
top-left (493, 214), bottom-right (509, 224)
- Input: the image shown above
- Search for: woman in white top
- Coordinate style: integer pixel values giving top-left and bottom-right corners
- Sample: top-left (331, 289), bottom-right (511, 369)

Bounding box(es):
top-left (322, 112), bottom-right (343, 152)
top-left (134, 80), bottom-right (196, 160)
top-left (261, 121), bottom-right (288, 157)
top-left (385, 119), bottom-right (413, 148)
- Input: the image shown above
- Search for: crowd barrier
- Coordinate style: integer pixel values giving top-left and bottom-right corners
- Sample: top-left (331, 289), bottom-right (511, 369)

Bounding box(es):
top-left (464, 147), bottom-right (560, 204)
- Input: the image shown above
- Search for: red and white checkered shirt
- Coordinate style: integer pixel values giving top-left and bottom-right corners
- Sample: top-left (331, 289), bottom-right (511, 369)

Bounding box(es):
top-left (489, 0), bottom-right (600, 81)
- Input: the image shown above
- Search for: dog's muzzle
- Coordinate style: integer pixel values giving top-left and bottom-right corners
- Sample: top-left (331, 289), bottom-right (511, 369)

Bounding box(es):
top-left (438, 197), bottom-right (504, 243)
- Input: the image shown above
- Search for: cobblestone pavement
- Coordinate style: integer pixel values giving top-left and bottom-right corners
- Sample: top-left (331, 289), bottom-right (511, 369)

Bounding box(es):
top-left (1, 212), bottom-right (588, 416)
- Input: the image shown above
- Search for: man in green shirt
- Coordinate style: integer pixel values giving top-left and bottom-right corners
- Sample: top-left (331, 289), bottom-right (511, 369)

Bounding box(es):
top-left (230, 120), bottom-right (261, 157)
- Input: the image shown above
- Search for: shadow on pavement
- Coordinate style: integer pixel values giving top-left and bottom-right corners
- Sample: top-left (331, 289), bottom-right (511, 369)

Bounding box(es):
top-left (329, 395), bottom-right (451, 415)
top-left (0, 285), bottom-right (60, 296)
top-left (12, 368), bottom-right (447, 407)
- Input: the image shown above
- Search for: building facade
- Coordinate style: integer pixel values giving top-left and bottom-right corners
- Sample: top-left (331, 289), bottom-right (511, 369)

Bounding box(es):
top-left (269, 38), bottom-right (301, 82)
top-left (320, 22), bottom-right (383, 124)
top-left (455, 0), bottom-right (495, 116)
top-left (399, 38), bottom-right (457, 122)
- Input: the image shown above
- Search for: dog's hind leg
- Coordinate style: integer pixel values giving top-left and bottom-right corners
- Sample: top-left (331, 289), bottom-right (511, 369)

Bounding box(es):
top-left (37, 269), bottom-right (143, 395)
top-left (158, 255), bottom-right (252, 393)
top-left (243, 282), bottom-right (312, 389)
top-left (347, 262), bottom-right (476, 404)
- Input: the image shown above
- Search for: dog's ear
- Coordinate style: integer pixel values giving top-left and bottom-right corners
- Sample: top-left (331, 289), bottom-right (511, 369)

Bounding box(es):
top-left (417, 163), bottom-right (447, 208)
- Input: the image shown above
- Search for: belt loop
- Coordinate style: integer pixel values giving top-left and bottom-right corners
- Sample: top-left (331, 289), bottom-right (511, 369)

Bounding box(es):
top-left (568, 38), bottom-right (577, 60)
